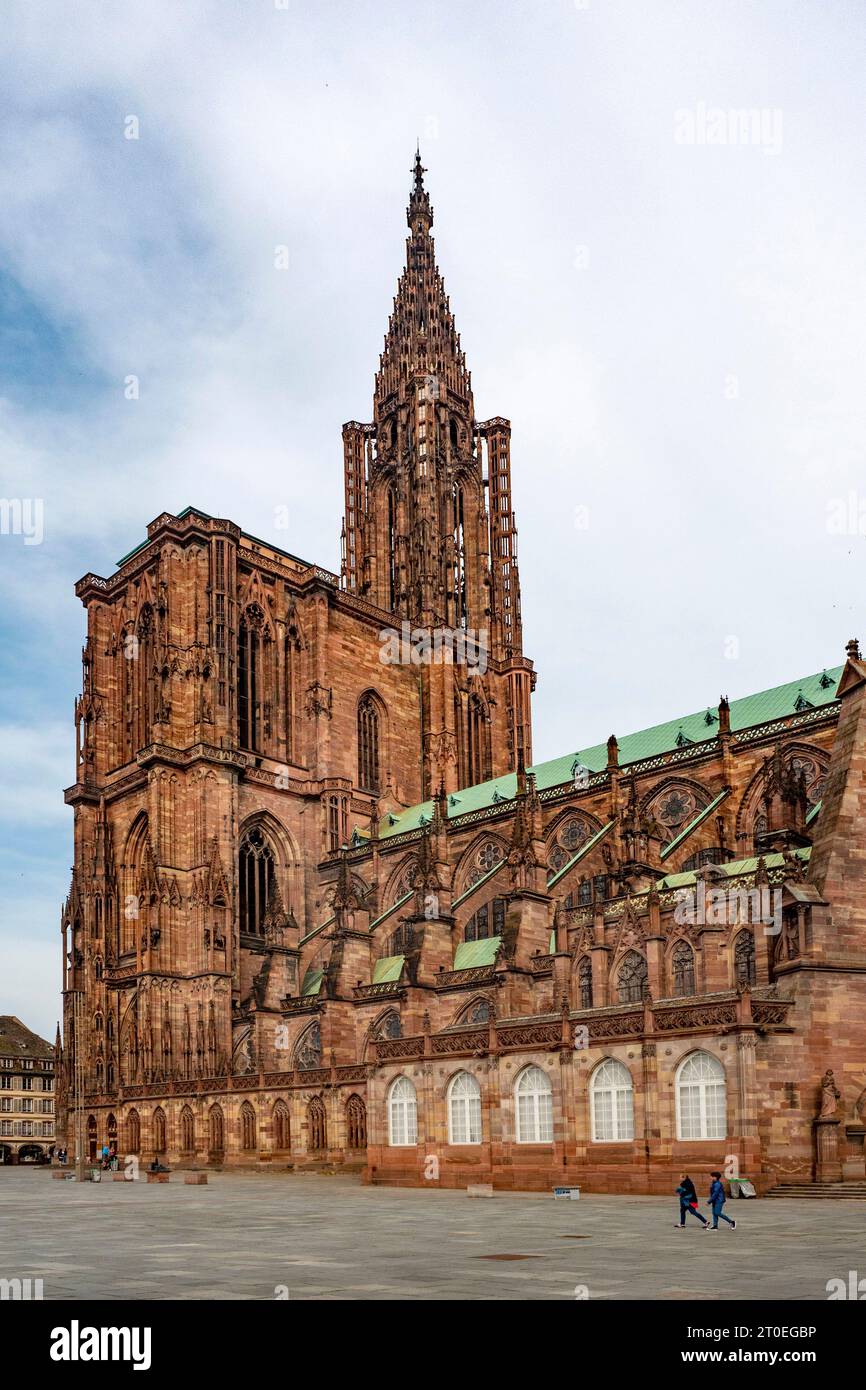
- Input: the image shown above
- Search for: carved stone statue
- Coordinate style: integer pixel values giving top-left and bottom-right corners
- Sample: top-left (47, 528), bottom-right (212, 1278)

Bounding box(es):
top-left (819, 1068), bottom-right (841, 1119)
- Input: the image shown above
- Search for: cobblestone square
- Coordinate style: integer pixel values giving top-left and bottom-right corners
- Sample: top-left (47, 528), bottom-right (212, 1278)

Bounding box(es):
top-left (1, 1169), bottom-right (861, 1301)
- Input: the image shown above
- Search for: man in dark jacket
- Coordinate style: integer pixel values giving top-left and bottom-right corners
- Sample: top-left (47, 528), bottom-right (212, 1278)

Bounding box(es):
top-left (676, 1173), bottom-right (709, 1228)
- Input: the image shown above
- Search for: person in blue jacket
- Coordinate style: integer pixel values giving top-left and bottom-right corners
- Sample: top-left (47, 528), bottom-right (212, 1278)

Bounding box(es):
top-left (675, 1173), bottom-right (709, 1228)
top-left (708, 1170), bottom-right (737, 1230)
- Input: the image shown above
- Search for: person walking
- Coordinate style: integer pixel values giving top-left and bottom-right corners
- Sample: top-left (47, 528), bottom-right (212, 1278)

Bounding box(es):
top-left (675, 1173), bottom-right (709, 1228)
top-left (708, 1171), bottom-right (737, 1230)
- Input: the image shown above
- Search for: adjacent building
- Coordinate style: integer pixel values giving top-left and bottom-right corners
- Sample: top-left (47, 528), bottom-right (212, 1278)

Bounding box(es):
top-left (0, 1017), bottom-right (56, 1163)
top-left (58, 155), bottom-right (866, 1193)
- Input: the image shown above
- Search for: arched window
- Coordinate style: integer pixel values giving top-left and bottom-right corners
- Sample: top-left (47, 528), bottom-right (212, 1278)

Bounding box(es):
top-left (461, 998), bottom-right (490, 1025)
top-left (327, 794), bottom-right (348, 853)
top-left (465, 897), bottom-right (506, 942)
top-left (153, 1106), bottom-right (166, 1155)
top-left (734, 930), bottom-right (756, 987)
top-left (388, 1076), bottom-right (418, 1147)
top-left (130, 604), bottom-right (157, 755)
top-left (357, 695), bottom-right (381, 793)
top-left (238, 826), bottom-right (276, 936)
top-left (285, 626), bottom-right (301, 763)
top-left (307, 1096), bottom-right (327, 1152)
top-left (467, 696), bottom-right (490, 787)
top-left (447, 1072), bottom-right (482, 1145)
top-left (388, 923), bottom-right (415, 955)
top-left (346, 1094), bottom-right (367, 1150)
top-left (295, 1021), bottom-right (322, 1070)
top-left (515, 1065), bottom-right (553, 1144)
top-left (273, 1100), bottom-right (291, 1151)
top-left (590, 1059), bottom-right (634, 1142)
top-left (617, 951), bottom-right (648, 1004)
top-left (373, 1011), bottom-right (401, 1041)
top-left (126, 1108), bottom-right (140, 1154)
top-left (387, 487), bottom-right (398, 611)
top-left (452, 484), bottom-right (466, 629)
top-left (671, 941), bottom-right (696, 997)
top-left (180, 1105), bottom-right (195, 1153)
top-left (238, 605), bottom-right (265, 751)
top-left (209, 1104), bottom-right (224, 1155)
top-left (577, 957), bottom-right (593, 1010)
top-left (676, 1051), bottom-right (727, 1141)
top-left (241, 1102), bottom-right (256, 1152)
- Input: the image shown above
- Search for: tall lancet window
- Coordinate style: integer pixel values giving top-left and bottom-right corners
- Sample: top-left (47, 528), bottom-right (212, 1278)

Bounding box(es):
top-left (387, 487), bottom-right (398, 612)
top-left (130, 604), bottom-right (156, 754)
top-left (452, 485), bottom-right (466, 630)
top-left (238, 605), bottom-right (263, 751)
top-left (285, 624), bottom-right (301, 764)
top-left (467, 695), bottom-right (489, 787)
top-left (239, 826), bottom-right (276, 936)
top-left (357, 695), bottom-right (380, 793)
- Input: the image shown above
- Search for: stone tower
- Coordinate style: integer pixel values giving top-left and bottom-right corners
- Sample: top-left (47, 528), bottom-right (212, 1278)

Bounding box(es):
top-left (340, 151), bottom-right (534, 796)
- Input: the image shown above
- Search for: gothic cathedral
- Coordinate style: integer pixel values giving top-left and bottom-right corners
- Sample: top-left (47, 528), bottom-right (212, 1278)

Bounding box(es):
top-left (59, 156), bottom-right (866, 1194)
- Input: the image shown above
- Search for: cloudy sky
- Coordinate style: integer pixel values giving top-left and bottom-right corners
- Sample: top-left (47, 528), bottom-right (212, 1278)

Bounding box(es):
top-left (2, 0), bottom-right (864, 1039)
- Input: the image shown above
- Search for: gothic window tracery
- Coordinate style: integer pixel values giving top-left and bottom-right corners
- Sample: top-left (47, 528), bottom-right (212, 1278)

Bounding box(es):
top-left (734, 930), bottom-right (756, 987)
top-left (307, 1096), bottom-right (327, 1151)
top-left (153, 1106), bottom-right (166, 1154)
top-left (238, 604), bottom-right (266, 752)
top-left (373, 1011), bottom-right (402, 1041)
top-left (180, 1105), bottom-right (195, 1153)
top-left (357, 694), bottom-right (381, 793)
top-left (273, 1100), bottom-right (290, 1150)
top-left (577, 956), bottom-right (593, 1010)
top-left (671, 941), bottom-right (696, 997)
top-left (616, 950), bottom-right (648, 1005)
top-left (239, 826), bottom-right (277, 936)
top-left (464, 840), bottom-right (504, 890)
top-left (241, 1101), bottom-right (256, 1151)
top-left (464, 897), bottom-right (506, 942)
top-left (209, 1104), bottom-right (224, 1154)
top-left (295, 1021), bottom-right (322, 1071)
top-left (346, 1094), bottom-right (367, 1150)
top-left (461, 998), bottom-right (491, 1025)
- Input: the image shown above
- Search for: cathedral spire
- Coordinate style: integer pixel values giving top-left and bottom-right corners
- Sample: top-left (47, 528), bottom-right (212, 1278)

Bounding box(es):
top-left (408, 145), bottom-right (433, 233)
top-left (339, 154), bottom-right (535, 791)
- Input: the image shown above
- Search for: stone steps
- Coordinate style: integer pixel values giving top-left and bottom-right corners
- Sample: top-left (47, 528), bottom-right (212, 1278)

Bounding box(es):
top-left (765, 1183), bottom-right (866, 1199)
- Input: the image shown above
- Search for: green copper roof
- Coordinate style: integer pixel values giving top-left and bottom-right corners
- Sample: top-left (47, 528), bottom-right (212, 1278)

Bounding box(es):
top-left (372, 954), bottom-right (405, 984)
top-left (374, 665), bottom-right (842, 841)
top-left (660, 788), bottom-right (731, 862)
top-left (656, 846), bottom-right (811, 891)
top-left (300, 967), bottom-right (323, 997)
top-left (453, 937), bottom-right (501, 970)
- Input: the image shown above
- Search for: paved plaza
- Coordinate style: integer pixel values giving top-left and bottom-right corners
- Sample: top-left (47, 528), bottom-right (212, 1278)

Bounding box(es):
top-left (0, 1168), bottom-right (862, 1301)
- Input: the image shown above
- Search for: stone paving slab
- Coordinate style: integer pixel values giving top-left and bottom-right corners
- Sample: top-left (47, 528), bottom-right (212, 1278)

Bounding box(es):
top-left (0, 1168), bottom-right (861, 1301)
